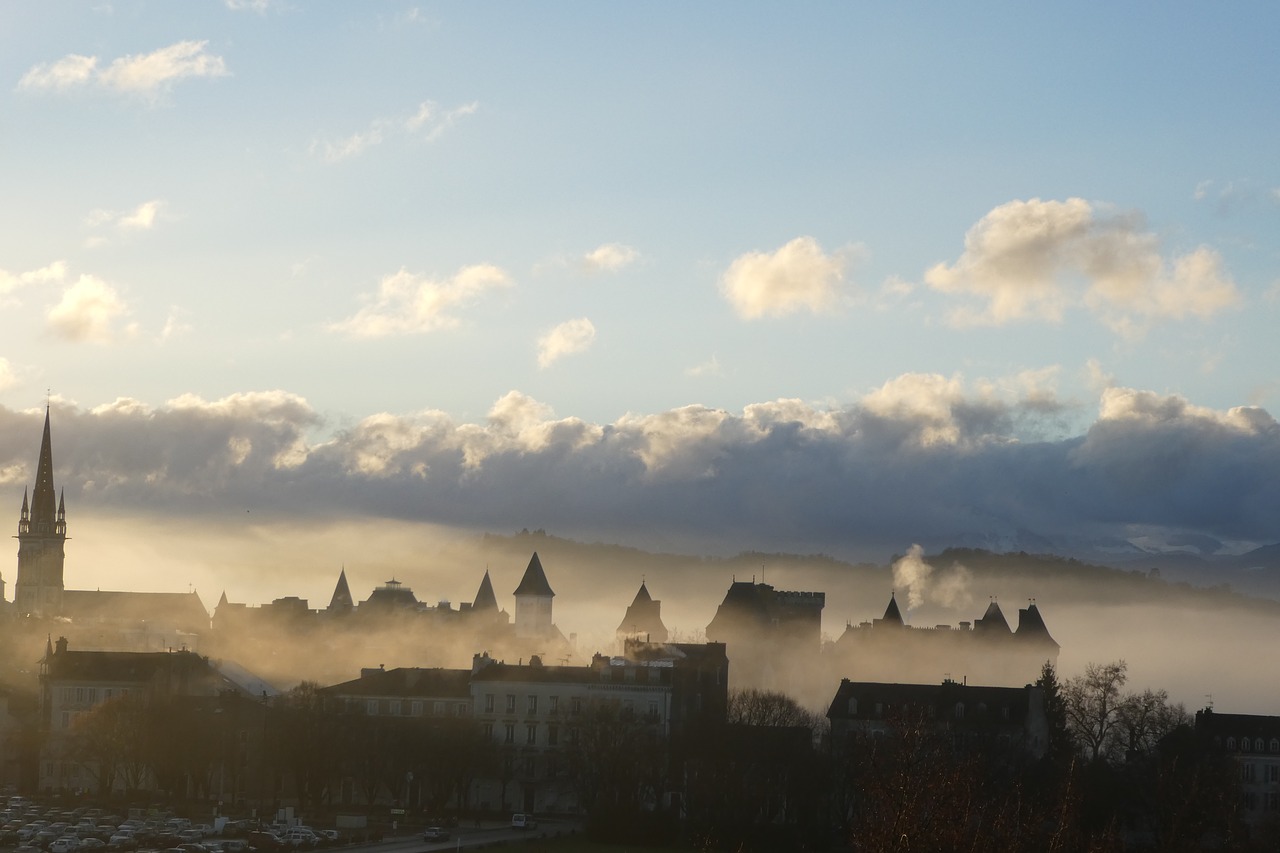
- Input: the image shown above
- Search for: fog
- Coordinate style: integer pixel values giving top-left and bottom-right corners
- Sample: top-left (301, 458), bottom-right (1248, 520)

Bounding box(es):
top-left (36, 512), bottom-right (1280, 716)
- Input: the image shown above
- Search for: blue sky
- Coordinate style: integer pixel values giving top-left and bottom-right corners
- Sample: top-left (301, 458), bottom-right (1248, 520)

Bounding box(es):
top-left (2, 3), bottom-right (1279, 583)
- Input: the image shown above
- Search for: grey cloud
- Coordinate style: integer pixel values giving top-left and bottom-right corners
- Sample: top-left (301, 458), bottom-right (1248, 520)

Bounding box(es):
top-left (3, 381), bottom-right (1278, 563)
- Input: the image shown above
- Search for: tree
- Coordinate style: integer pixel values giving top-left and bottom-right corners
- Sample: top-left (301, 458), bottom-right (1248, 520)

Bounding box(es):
top-left (66, 694), bottom-right (148, 795)
top-left (1115, 688), bottom-right (1188, 758)
top-left (1036, 660), bottom-right (1076, 766)
top-left (1063, 661), bottom-right (1127, 763)
top-left (727, 688), bottom-right (828, 741)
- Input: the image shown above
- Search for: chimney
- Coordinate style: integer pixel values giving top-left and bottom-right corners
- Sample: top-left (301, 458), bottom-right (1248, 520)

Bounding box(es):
top-left (55, 636), bottom-right (68, 655)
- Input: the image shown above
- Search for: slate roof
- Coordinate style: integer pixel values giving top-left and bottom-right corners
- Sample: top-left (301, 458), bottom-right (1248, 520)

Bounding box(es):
top-left (61, 590), bottom-right (210, 631)
top-left (472, 570), bottom-right (499, 612)
top-left (322, 667), bottom-right (472, 699)
top-left (513, 552), bottom-right (555, 597)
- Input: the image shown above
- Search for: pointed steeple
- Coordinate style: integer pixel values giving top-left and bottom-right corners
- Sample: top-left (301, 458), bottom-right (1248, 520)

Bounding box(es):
top-left (1015, 602), bottom-right (1058, 647)
top-left (616, 581), bottom-right (667, 642)
top-left (217, 590), bottom-right (229, 608)
top-left (472, 570), bottom-right (499, 612)
top-left (513, 552), bottom-right (555, 597)
top-left (328, 568), bottom-right (354, 611)
top-left (30, 407), bottom-right (58, 533)
top-left (975, 599), bottom-right (1012, 634)
top-left (881, 592), bottom-right (904, 626)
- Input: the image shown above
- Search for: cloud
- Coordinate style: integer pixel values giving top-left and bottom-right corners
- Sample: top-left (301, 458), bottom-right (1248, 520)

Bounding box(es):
top-left (85, 200), bottom-right (164, 242)
top-left (331, 264), bottom-right (513, 338)
top-left (926, 198), bottom-right (1241, 334)
top-left (1, 261), bottom-right (68, 297)
top-left (312, 100), bottom-right (478, 163)
top-left (225, 0), bottom-right (274, 12)
top-left (720, 236), bottom-right (849, 319)
top-left (158, 307), bottom-right (193, 343)
top-left (5, 375), bottom-right (1280, 566)
top-left (537, 318), bottom-right (596, 368)
top-left (47, 275), bottom-right (129, 343)
top-left (582, 243), bottom-right (639, 273)
top-left (684, 356), bottom-right (722, 378)
top-left (18, 41), bottom-right (228, 99)
top-left (891, 544), bottom-right (974, 611)
top-left (0, 359), bottom-right (17, 392)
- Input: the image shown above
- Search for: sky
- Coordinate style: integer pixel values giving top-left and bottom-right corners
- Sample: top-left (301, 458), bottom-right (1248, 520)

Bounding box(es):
top-left (2, 4), bottom-right (1280, 614)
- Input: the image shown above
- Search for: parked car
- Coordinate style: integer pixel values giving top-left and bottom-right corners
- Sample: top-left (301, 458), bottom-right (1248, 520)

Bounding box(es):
top-left (421, 827), bottom-right (448, 842)
top-left (509, 814), bottom-right (537, 830)
top-left (50, 836), bottom-right (81, 853)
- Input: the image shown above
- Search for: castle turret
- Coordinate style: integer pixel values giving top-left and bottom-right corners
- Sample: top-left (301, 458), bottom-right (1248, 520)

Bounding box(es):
top-left (328, 568), bottom-right (354, 613)
top-left (616, 581), bottom-right (668, 643)
top-left (15, 407), bottom-right (67, 617)
top-left (513, 552), bottom-right (554, 639)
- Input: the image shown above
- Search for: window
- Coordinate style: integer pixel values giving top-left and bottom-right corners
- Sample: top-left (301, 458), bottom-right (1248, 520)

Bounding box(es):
top-left (1228, 737), bottom-right (1237, 751)
top-left (1242, 763), bottom-right (1257, 782)
top-left (526, 723), bottom-right (537, 745)
top-left (1268, 765), bottom-right (1280, 783)
top-left (504, 723), bottom-right (515, 744)
top-left (389, 701), bottom-right (401, 716)
top-left (546, 756), bottom-right (558, 777)
top-left (456, 703), bottom-right (467, 716)
top-left (528, 695), bottom-right (538, 714)
top-left (571, 697), bottom-right (583, 716)
top-left (1272, 738), bottom-right (1280, 753)
top-left (955, 703), bottom-right (965, 720)
top-left (506, 694), bottom-right (516, 713)
top-left (482, 723), bottom-right (493, 740)
top-left (485, 694), bottom-right (495, 713)
top-left (847, 698), bottom-right (858, 715)
top-left (548, 724), bottom-right (559, 746)
top-left (524, 757), bottom-right (536, 778)
top-left (366, 700), bottom-right (378, 716)
top-left (550, 696), bottom-right (559, 714)
top-left (649, 701), bottom-right (659, 721)
top-left (411, 701), bottom-right (423, 716)
top-left (433, 701), bottom-right (445, 716)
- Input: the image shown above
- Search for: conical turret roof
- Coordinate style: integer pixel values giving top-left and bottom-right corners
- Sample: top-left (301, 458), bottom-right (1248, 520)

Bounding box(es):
top-left (513, 552), bottom-right (555, 597)
top-left (976, 599), bottom-right (1012, 634)
top-left (882, 592), bottom-right (904, 625)
top-left (631, 581), bottom-right (653, 604)
top-left (1015, 602), bottom-right (1058, 646)
top-left (472, 570), bottom-right (499, 611)
top-left (329, 568), bottom-right (354, 610)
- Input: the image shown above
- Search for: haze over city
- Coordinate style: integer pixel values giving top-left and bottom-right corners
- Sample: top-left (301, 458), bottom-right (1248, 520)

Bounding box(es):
top-left (2, 5), bottom-right (1279, 710)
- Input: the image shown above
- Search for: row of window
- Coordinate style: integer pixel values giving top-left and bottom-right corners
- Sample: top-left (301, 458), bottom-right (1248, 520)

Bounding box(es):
top-left (357, 699), bottom-right (469, 717)
top-left (483, 694), bottom-right (569, 715)
top-left (1223, 736), bottom-right (1280, 754)
top-left (57, 686), bottom-right (129, 706)
top-left (1240, 763), bottom-right (1280, 783)
top-left (846, 697), bottom-right (1011, 721)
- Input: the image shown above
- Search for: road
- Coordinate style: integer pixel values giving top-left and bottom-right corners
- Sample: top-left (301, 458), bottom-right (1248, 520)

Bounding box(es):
top-left (341, 819), bottom-right (582, 853)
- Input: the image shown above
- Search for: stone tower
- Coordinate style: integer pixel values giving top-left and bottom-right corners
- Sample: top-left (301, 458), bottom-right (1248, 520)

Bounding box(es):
top-left (15, 407), bottom-right (67, 617)
top-left (513, 552), bottom-right (554, 639)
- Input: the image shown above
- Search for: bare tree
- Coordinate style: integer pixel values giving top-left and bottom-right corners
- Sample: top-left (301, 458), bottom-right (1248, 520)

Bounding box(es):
top-left (726, 688), bottom-right (828, 742)
top-left (1115, 688), bottom-right (1187, 757)
top-left (1063, 661), bottom-right (1128, 763)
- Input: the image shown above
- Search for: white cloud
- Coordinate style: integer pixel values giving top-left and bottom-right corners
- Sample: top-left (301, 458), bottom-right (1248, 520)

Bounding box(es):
top-left (582, 243), bottom-right (639, 273)
top-left (85, 200), bottom-right (164, 240)
top-left (312, 100), bottom-right (478, 163)
top-left (0, 358), bottom-right (17, 392)
top-left (926, 198), bottom-right (1240, 334)
top-left (720, 236), bottom-right (849, 319)
top-left (158, 307), bottom-right (193, 343)
top-left (537, 318), bottom-right (596, 368)
top-left (331, 264), bottom-right (513, 338)
top-left (18, 41), bottom-right (228, 100)
top-left (684, 356), bottom-right (722, 378)
top-left (1, 261), bottom-right (67, 296)
top-left (46, 275), bottom-right (128, 343)
top-left (225, 0), bottom-right (273, 12)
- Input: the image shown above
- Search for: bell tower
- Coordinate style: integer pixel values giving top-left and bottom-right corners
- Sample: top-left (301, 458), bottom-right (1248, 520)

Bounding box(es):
top-left (14, 407), bottom-right (67, 617)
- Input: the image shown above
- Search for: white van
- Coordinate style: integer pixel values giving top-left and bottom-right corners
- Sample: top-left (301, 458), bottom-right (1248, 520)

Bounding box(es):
top-left (509, 814), bottom-right (538, 830)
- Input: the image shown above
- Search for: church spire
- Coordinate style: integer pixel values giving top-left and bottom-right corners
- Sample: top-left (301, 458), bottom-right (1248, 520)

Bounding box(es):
top-left (30, 406), bottom-right (58, 533)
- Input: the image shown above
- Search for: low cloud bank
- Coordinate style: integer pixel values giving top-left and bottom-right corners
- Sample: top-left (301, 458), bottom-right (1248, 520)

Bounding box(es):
top-left (2, 378), bottom-right (1278, 561)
